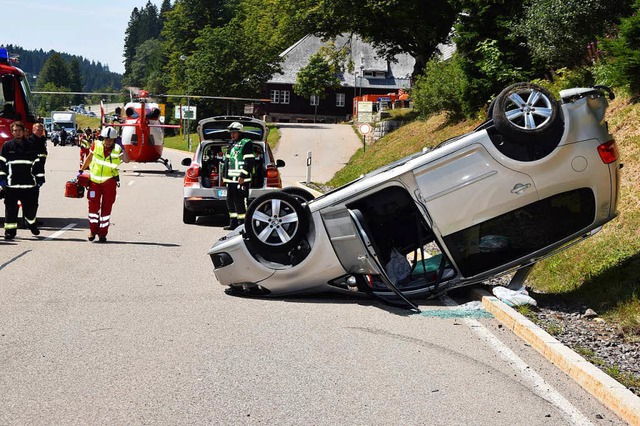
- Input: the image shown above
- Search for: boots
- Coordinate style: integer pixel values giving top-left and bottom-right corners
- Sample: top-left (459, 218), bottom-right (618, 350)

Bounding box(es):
top-left (223, 218), bottom-right (239, 231)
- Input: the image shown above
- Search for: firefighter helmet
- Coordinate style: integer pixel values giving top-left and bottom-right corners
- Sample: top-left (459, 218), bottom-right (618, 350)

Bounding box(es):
top-left (227, 122), bottom-right (243, 132)
top-left (100, 126), bottom-right (118, 139)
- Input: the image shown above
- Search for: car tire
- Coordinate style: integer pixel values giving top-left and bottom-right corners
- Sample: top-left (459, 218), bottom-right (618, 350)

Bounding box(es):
top-left (281, 186), bottom-right (316, 204)
top-left (245, 192), bottom-right (309, 253)
top-left (183, 205), bottom-right (196, 224)
top-left (493, 82), bottom-right (562, 143)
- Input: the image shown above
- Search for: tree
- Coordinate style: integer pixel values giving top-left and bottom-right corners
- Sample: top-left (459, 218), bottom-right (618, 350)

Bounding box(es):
top-left (598, 0), bottom-right (640, 95)
top-left (296, 0), bottom-right (458, 77)
top-left (515, 0), bottom-right (633, 69)
top-left (37, 53), bottom-right (70, 89)
top-left (68, 59), bottom-right (83, 104)
top-left (129, 39), bottom-right (166, 93)
top-left (293, 53), bottom-right (341, 121)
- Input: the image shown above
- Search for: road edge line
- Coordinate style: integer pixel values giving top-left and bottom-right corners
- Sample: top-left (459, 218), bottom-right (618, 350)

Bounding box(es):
top-left (471, 288), bottom-right (640, 425)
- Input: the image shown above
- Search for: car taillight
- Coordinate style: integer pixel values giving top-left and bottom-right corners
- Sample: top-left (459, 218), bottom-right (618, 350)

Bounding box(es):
top-left (184, 163), bottom-right (200, 184)
top-left (597, 140), bottom-right (619, 164)
top-left (266, 166), bottom-right (279, 179)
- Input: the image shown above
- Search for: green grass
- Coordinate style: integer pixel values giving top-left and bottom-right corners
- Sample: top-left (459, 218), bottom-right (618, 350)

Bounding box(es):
top-left (324, 96), bottom-right (640, 340)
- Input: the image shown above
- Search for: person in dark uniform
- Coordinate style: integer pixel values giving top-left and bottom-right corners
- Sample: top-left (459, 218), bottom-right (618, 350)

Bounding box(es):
top-left (221, 122), bottom-right (254, 230)
top-left (0, 121), bottom-right (44, 240)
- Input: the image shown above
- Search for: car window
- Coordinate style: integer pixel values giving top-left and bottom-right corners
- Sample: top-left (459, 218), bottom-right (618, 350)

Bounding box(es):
top-left (443, 188), bottom-right (596, 277)
top-left (201, 121), bottom-right (264, 141)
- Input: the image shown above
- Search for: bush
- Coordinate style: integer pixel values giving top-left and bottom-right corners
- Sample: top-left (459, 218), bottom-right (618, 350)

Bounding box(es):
top-left (531, 68), bottom-right (594, 97)
top-left (411, 54), bottom-right (469, 120)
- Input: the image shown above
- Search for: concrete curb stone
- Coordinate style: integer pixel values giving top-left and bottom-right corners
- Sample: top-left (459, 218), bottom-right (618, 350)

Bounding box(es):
top-left (471, 288), bottom-right (640, 425)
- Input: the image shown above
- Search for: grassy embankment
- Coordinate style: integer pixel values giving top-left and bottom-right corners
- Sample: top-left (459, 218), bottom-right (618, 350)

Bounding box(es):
top-left (327, 99), bottom-right (640, 340)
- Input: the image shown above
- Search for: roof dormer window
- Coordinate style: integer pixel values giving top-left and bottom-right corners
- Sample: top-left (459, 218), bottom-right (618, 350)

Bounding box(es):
top-left (363, 70), bottom-right (386, 79)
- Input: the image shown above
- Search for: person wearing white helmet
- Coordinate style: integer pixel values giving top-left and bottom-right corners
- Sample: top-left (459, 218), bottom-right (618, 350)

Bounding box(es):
top-left (221, 121), bottom-right (255, 230)
top-left (79, 126), bottom-right (130, 242)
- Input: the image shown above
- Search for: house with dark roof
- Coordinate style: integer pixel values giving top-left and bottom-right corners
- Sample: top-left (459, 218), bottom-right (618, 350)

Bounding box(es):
top-left (262, 34), bottom-right (417, 123)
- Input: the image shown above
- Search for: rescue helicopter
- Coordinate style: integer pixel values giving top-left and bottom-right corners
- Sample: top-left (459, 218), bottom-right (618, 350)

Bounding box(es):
top-left (104, 88), bottom-right (181, 171)
top-left (0, 47), bottom-right (37, 150)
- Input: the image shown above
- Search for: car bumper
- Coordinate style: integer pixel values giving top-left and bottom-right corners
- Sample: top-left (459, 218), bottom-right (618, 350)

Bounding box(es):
top-left (207, 215), bottom-right (347, 296)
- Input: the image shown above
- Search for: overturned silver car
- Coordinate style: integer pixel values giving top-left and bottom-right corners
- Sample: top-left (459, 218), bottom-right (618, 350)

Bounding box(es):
top-left (208, 83), bottom-right (621, 309)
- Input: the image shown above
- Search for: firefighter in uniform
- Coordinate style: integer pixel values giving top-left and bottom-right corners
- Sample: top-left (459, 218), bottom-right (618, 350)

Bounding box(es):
top-left (79, 126), bottom-right (130, 242)
top-left (0, 121), bottom-right (44, 240)
top-left (78, 128), bottom-right (92, 168)
top-left (222, 122), bottom-right (254, 230)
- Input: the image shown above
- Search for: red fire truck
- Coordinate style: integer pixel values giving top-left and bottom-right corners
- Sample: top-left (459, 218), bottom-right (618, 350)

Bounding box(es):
top-left (0, 47), bottom-right (37, 149)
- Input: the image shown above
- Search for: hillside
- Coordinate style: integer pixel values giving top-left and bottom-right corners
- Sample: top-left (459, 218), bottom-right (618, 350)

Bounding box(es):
top-left (3, 44), bottom-right (121, 91)
top-left (328, 97), bottom-right (639, 338)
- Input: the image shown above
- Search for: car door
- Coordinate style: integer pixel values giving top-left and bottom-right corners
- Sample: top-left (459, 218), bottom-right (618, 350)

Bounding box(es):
top-left (413, 143), bottom-right (538, 237)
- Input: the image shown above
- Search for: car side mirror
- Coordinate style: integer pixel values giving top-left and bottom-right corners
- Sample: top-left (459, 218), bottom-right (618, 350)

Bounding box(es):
top-left (181, 158), bottom-right (192, 166)
top-left (276, 159), bottom-right (285, 168)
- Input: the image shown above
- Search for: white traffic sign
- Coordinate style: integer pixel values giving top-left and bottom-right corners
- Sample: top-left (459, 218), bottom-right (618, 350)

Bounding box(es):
top-left (359, 123), bottom-right (372, 135)
top-left (174, 105), bottom-right (197, 120)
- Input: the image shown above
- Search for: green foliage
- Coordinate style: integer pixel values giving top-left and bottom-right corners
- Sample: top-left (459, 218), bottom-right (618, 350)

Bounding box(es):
top-left (598, 0), bottom-right (640, 95)
top-left (293, 53), bottom-right (341, 100)
top-left (474, 39), bottom-right (523, 85)
top-left (37, 53), bottom-right (70, 89)
top-left (531, 67), bottom-right (594, 96)
top-left (299, 0), bottom-right (458, 76)
top-left (127, 39), bottom-right (166, 93)
top-left (515, 0), bottom-right (633, 69)
top-left (35, 82), bottom-right (73, 116)
top-left (411, 54), bottom-right (469, 119)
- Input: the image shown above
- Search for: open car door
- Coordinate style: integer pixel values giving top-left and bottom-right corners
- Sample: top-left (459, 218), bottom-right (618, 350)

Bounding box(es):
top-left (348, 209), bottom-right (421, 312)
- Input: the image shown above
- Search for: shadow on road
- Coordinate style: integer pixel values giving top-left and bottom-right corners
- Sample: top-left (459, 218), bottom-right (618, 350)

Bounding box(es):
top-left (122, 169), bottom-right (185, 178)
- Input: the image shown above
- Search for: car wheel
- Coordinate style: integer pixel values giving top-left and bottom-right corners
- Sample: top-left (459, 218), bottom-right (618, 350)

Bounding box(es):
top-left (183, 205), bottom-right (196, 224)
top-left (245, 192), bottom-right (309, 253)
top-left (281, 186), bottom-right (315, 204)
top-left (493, 82), bottom-right (562, 143)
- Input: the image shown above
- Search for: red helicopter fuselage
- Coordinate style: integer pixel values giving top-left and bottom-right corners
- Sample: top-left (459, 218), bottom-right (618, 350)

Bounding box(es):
top-left (110, 98), bottom-right (179, 170)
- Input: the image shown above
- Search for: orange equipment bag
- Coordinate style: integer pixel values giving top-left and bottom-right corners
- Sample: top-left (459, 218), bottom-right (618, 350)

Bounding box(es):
top-left (64, 180), bottom-right (85, 198)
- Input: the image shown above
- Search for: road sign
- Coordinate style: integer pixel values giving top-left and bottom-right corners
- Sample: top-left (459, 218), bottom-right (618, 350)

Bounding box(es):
top-left (357, 101), bottom-right (373, 123)
top-left (174, 105), bottom-right (197, 120)
top-left (359, 123), bottom-right (372, 134)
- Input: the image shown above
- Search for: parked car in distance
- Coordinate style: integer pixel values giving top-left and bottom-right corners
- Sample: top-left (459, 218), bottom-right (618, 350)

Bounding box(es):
top-left (181, 116), bottom-right (314, 224)
top-left (207, 83), bottom-right (621, 310)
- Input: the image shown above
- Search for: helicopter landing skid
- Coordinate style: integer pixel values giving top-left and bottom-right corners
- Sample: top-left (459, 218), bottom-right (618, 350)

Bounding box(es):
top-left (158, 157), bottom-right (173, 172)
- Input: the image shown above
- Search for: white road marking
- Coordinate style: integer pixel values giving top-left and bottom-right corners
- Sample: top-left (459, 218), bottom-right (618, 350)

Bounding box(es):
top-left (441, 295), bottom-right (594, 426)
top-left (44, 223), bottom-right (77, 241)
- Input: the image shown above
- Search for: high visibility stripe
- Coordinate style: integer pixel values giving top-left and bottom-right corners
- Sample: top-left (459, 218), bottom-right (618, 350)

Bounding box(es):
top-left (90, 173), bottom-right (112, 183)
top-left (88, 213), bottom-right (99, 218)
top-left (243, 154), bottom-right (255, 159)
top-left (229, 213), bottom-right (238, 218)
top-left (237, 214), bottom-right (245, 220)
top-left (25, 217), bottom-right (36, 225)
top-left (0, 155), bottom-right (6, 162)
top-left (7, 159), bottom-right (34, 165)
top-left (4, 223), bottom-right (18, 229)
top-left (0, 171), bottom-right (6, 176)
top-left (7, 184), bottom-right (36, 188)
top-left (93, 158), bottom-right (119, 169)
top-left (100, 215), bottom-right (111, 221)
top-left (35, 173), bottom-right (45, 177)
top-left (89, 219), bottom-right (99, 224)
top-left (99, 222), bottom-right (109, 228)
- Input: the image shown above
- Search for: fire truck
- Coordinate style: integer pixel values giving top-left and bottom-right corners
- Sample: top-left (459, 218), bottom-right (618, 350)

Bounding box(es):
top-left (0, 47), bottom-right (37, 150)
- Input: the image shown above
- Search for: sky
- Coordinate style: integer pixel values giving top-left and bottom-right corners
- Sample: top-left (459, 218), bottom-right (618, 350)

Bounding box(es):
top-left (0, 0), bottom-right (164, 75)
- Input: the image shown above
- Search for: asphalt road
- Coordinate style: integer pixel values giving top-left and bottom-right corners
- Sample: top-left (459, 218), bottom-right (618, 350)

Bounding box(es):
top-left (0, 138), bottom-right (623, 424)
top-left (274, 123), bottom-right (363, 185)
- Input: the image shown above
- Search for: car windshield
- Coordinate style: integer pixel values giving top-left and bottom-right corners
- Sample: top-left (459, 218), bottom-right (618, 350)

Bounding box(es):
top-left (201, 122), bottom-right (264, 141)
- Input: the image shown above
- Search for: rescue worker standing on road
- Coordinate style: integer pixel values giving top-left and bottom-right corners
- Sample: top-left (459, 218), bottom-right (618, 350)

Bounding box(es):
top-left (222, 122), bottom-right (254, 230)
top-left (79, 126), bottom-right (130, 242)
top-left (0, 121), bottom-right (44, 240)
top-left (78, 128), bottom-right (92, 168)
